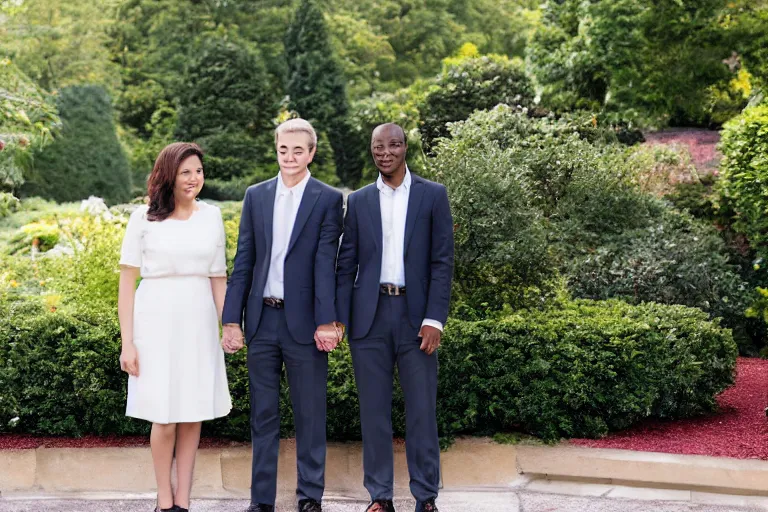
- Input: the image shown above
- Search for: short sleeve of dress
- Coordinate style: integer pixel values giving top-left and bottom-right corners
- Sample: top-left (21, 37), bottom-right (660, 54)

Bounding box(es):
top-left (209, 207), bottom-right (227, 277)
top-left (120, 206), bottom-right (147, 268)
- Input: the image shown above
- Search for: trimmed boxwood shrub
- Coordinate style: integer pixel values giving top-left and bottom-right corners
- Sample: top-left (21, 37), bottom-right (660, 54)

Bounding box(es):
top-left (717, 105), bottom-right (768, 261)
top-left (438, 299), bottom-right (737, 441)
top-left (0, 301), bottom-right (145, 436)
top-left (0, 296), bottom-right (736, 443)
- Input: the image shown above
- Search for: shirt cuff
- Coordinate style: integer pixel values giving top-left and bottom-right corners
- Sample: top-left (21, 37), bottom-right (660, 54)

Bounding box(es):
top-left (421, 319), bottom-right (444, 332)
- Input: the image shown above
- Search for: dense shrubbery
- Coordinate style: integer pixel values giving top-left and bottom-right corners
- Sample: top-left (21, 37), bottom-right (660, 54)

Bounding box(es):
top-left (430, 105), bottom-right (760, 352)
top-left (20, 86), bottom-right (131, 205)
top-left (439, 300), bottom-right (736, 440)
top-left (420, 56), bottom-right (534, 152)
top-left (0, 193), bottom-right (739, 440)
top-left (0, 289), bottom-right (736, 442)
top-left (565, 208), bottom-right (758, 354)
top-left (717, 105), bottom-right (768, 261)
top-left (429, 106), bottom-right (656, 313)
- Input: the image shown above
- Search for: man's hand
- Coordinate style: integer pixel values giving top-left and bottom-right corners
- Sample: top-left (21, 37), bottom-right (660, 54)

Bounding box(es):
top-left (314, 322), bottom-right (341, 352)
top-left (222, 323), bottom-right (244, 354)
top-left (418, 325), bottom-right (441, 355)
top-left (120, 342), bottom-right (140, 377)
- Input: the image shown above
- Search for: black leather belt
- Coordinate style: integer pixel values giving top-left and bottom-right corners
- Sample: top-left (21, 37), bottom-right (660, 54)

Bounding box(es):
top-left (380, 283), bottom-right (406, 296)
top-left (263, 297), bottom-right (285, 308)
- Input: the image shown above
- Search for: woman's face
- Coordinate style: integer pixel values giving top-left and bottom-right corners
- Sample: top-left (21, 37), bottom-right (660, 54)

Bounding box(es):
top-left (174, 155), bottom-right (204, 202)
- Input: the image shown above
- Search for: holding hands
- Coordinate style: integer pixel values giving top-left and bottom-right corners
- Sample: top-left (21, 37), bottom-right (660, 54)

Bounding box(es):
top-left (221, 323), bottom-right (245, 354)
top-left (314, 321), bottom-right (344, 352)
top-left (219, 322), bottom-right (345, 353)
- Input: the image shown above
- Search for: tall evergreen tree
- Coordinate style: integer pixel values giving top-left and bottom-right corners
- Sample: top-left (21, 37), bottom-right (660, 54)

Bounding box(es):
top-left (22, 85), bottom-right (131, 204)
top-left (285, 0), bottom-right (363, 187)
top-left (174, 34), bottom-right (280, 196)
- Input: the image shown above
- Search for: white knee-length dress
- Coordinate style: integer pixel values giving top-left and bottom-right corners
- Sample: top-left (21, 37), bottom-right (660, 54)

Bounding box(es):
top-left (120, 201), bottom-right (232, 424)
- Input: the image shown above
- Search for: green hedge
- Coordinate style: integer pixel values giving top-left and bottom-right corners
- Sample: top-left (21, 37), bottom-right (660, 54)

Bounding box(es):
top-left (438, 300), bottom-right (737, 441)
top-left (718, 105), bottom-right (768, 261)
top-left (0, 297), bottom-right (736, 442)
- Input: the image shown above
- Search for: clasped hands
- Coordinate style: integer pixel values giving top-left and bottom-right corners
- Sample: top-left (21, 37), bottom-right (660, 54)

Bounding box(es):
top-left (220, 321), bottom-right (345, 354)
top-left (314, 321), bottom-right (344, 352)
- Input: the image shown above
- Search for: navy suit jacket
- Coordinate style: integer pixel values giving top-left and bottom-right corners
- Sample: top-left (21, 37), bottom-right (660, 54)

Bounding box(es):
top-left (222, 176), bottom-right (344, 344)
top-left (336, 173), bottom-right (454, 340)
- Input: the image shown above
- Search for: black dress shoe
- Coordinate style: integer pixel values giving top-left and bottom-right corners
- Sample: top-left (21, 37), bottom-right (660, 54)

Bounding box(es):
top-left (154, 507), bottom-right (174, 512)
top-left (246, 505), bottom-right (275, 512)
top-left (416, 497), bottom-right (438, 512)
top-left (366, 499), bottom-right (395, 512)
top-left (173, 506), bottom-right (189, 512)
top-left (299, 498), bottom-right (322, 512)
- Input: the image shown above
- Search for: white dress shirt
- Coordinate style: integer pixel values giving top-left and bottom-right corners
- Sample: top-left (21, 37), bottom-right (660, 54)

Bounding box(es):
top-left (377, 167), bottom-right (443, 332)
top-left (263, 170), bottom-right (311, 299)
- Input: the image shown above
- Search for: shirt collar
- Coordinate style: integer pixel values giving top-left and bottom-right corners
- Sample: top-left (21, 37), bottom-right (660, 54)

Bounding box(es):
top-left (376, 165), bottom-right (411, 194)
top-left (277, 168), bottom-right (311, 198)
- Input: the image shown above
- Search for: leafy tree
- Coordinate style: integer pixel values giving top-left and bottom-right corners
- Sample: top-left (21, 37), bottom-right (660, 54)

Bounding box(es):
top-left (725, 0), bottom-right (768, 92)
top-left (175, 35), bottom-right (278, 187)
top-left (109, 0), bottom-right (292, 137)
top-left (0, 59), bottom-right (60, 191)
top-left (527, 0), bottom-right (735, 127)
top-left (21, 85), bottom-right (131, 204)
top-left (326, 13), bottom-right (396, 97)
top-left (285, 0), bottom-right (364, 186)
top-left (447, 0), bottom-right (541, 58)
top-left (108, 0), bottom-right (216, 135)
top-left (420, 55), bottom-right (535, 152)
top-left (0, 0), bottom-right (120, 92)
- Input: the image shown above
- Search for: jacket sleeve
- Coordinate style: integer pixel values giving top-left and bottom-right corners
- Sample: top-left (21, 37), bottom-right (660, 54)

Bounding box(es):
top-left (314, 190), bottom-right (344, 326)
top-left (222, 188), bottom-right (256, 325)
top-left (425, 184), bottom-right (454, 325)
top-left (335, 192), bottom-right (359, 328)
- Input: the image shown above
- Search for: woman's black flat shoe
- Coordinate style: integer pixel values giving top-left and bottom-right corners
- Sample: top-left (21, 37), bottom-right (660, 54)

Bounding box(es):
top-left (173, 506), bottom-right (189, 512)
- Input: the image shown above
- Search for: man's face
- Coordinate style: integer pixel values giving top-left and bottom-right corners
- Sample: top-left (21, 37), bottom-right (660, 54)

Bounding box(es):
top-left (276, 131), bottom-right (315, 179)
top-left (371, 126), bottom-right (407, 176)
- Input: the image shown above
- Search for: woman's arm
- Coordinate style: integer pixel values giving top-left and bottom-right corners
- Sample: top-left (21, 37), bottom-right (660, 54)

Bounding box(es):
top-left (118, 265), bottom-right (140, 376)
top-left (210, 276), bottom-right (227, 324)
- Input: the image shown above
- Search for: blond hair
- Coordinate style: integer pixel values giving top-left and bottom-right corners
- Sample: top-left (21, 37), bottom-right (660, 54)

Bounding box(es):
top-left (274, 118), bottom-right (317, 150)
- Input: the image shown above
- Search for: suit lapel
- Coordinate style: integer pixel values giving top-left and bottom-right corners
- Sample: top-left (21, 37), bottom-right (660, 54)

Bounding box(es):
top-left (287, 178), bottom-right (322, 256)
top-left (366, 184), bottom-right (383, 251)
top-left (404, 177), bottom-right (425, 254)
top-left (261, 177), bottom-right (277, 250)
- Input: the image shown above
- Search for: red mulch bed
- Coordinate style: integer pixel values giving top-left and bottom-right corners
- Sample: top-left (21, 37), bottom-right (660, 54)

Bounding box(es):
top-left (3, 358), bottom-right (766, 458)
top-left (644, 128), bottom-right (722, 174)
top-left (571, 357), bottom-right (768, 460)
top-left (0, 434), bottom-right (247, 451)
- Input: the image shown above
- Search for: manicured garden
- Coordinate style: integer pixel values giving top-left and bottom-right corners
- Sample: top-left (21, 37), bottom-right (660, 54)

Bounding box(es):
top-left (3, 0), bottom-right (768, 450)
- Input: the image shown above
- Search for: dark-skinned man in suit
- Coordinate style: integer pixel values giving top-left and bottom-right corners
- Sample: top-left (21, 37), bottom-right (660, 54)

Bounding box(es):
top-left (336, 123), bottom-right (454, 512)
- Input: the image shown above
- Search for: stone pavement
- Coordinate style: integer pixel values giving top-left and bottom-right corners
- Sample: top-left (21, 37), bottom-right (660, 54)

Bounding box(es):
top-left (1, 489), bottom-right (767, 512)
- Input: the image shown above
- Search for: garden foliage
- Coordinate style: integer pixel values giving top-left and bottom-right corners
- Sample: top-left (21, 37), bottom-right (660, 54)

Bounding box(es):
top-left (21, 86), bottom-right (131, 205)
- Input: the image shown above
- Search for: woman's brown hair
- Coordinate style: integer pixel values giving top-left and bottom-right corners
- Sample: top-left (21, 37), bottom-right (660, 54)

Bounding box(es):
top-left (146, 142), bottom-right (204, 222)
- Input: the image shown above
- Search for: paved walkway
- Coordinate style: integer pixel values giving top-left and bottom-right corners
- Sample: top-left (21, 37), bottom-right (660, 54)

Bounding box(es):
top-left (1, 490), bottom-right (766, 512)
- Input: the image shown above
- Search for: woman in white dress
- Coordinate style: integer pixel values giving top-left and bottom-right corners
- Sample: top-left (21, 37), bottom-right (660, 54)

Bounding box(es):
top-left (117, 142), bottom-right (232, 512)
